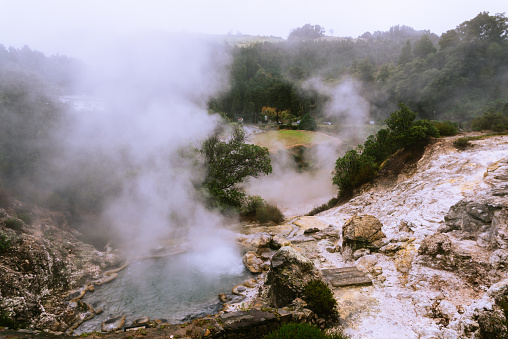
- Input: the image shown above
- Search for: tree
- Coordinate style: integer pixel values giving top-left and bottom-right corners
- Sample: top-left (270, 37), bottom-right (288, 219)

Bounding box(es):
top-left (199, 126), bottom-right (272, 209)
top-left (262, 106), bottom-right (279, 123)
top-left (413, 35), bottom-right (437, 58)
top-left (288, 24), bottom-right (326, 41)
top-left (332, 104), bottom-right (438, 197)
top-left (457, 12), bottom-right (508, 43)
top-left (398, 40), bottom-right (413, 65)
top-left (299, 113), bottom-right (316, 131)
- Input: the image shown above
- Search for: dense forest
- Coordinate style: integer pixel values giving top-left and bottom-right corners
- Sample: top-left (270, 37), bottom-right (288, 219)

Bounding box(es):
top-left (211, 12), bottom-right (508, 126)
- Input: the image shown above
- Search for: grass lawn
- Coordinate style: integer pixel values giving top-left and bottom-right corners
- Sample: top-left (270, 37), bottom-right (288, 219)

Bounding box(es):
top-left (253, 130), bottom-right (341, 152)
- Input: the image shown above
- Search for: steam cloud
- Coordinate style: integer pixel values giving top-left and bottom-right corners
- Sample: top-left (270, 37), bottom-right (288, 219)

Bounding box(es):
top-left (55, 33), bottom-right (242, 273)
top-left (245, 77), bottom-right (371, 215)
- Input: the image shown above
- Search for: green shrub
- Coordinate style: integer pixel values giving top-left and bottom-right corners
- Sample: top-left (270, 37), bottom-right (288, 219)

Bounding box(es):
top-left (332, 149), bottom-right (376, 196)
top-left (471, 111), bottom-right (508, 131)
top-left (15, 209), bottom-right (32, 225)
top-left (299, 113), bottom-right (317, 131)
top-left (263, 322), bottom-right (347, 339)
top-left (241, 195), bottom-right (265, 217)
top-left (307, 197), bottom-right (339, 216)
top-left (454, 137), bottom-right (471, 150)
top-left (256, 203), bottom-right (285, 224)
top-left (303, 280), bottom-right (338, 320)
top-left (0, 308), bottom-right (20, 329)
top-left (431, 120), bottom-right (459, 136)
top-left (3, 217), bottom-right (23, 232)
top-left (333, 104), bottom-right (437, 197)
top-left (0, 233), bottom-right (12, 252)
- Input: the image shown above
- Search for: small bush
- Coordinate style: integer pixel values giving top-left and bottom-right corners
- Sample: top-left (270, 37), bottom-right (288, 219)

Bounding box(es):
top-left (454, 137), bottom-right (471, 150)
top-left (0, 308), bottom-right (19, 329)
top-left (307, 197), bottom-right (339, 216)
top-left (471, 111), bottom-right (508, 131)
top-left (15, 209), bottom-right (32, 225)
top-left (299, 113), bottom-right (317, 131)
top-left (256, 203), bottom-right (285, 224)
top-left (263, 323), bottom-right (347, 339)
top-left (0, 233), bottom-right (12, 252)
top-left (431, 120), bottom-right (459, 136)
top-left (303, 280), bottom-right (338, 320)
top-left (241, 195), bottom-right (265, 217)
top-left (3, 217), bottom-right (23, 232)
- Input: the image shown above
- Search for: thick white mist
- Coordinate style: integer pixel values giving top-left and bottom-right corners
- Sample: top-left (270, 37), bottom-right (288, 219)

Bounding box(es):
top-left (245, 143), bottom-right (340, 217)
top-left (304, 77), bottom-right (370, 124)
top-left (59, 33), bottom-right (242, 273)
top-left (246, 77), bottom-right (371, 216)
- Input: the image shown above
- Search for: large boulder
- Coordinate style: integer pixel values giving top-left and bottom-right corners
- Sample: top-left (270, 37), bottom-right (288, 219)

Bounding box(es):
top-left (265, 246), bottom-right (320, 307)
top-left (342, 215), bottom-right (386, 251)
top-left (441, 200), bottom-right (508, 249)
top-left (417, 232), bottom-right (492, 286)
top-left (443, 201), bottom-right (494, 233)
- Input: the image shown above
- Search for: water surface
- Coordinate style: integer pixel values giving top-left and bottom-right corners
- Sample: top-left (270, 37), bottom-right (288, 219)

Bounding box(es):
top-left (76, 252), bottom-right (252, 334)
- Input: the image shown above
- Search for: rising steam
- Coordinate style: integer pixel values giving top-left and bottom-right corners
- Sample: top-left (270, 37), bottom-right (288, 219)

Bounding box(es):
top-left (55, 33), bottom-right (241, 272)
top-left (245, 77), bottom-right (371, 215)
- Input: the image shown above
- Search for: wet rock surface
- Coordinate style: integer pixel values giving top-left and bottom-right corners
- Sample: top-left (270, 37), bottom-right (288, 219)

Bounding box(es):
top-left (264, 246), bottom-right (319, 308)
top-left (101, 315), bottom-right (125, 332)
top-left (0, 203), bottom-right (123, 333)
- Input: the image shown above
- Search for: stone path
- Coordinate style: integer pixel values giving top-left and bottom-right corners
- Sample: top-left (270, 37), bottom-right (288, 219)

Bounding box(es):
top-left (321, 267), bottom-right (372, 288)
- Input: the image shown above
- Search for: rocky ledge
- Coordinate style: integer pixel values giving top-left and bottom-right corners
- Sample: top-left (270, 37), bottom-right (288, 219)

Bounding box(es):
top-left (0, 202), bottom-right (124, 334)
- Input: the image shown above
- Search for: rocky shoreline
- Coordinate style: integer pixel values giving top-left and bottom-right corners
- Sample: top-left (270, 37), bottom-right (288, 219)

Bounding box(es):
top-left (1, 134), bottom-right (508, 338)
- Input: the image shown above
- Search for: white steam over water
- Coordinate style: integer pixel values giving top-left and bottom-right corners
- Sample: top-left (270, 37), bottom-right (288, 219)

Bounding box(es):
top-left (59, 33), bottom-right (241, 268)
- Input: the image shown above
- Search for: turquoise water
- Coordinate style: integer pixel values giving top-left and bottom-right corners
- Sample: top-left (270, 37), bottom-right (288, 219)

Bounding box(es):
top-left (75, 252), bottom-right (252, 334)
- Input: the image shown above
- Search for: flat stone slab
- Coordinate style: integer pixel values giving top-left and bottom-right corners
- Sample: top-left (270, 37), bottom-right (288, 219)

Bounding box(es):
top-left (321, 267), bottom-right (373, 288)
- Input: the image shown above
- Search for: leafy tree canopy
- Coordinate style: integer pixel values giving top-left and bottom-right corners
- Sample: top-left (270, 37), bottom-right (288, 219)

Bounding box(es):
top-left (332, 104), bottom-right (438, 196)
top-left (288, 24), bottom-right (326, 41)
top-left (199, 126), bottom-right (272, 210)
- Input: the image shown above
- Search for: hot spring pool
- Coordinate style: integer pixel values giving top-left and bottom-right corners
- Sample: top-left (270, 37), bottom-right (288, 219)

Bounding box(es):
top-left (75, 251), bottom-right (253, 334)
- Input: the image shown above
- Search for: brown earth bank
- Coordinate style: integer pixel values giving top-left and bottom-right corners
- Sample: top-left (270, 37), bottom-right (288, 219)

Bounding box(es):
top-left (2, 133), bottom-right (508, 339)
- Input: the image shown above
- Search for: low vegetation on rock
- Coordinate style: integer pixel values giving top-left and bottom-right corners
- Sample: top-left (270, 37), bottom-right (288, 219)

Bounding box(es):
top-left (332, 104), bottom-right (438, 197)
top-left (302, 280), bottom-right (338, 320)
top-left (263, 322), bottom-right (347, 339)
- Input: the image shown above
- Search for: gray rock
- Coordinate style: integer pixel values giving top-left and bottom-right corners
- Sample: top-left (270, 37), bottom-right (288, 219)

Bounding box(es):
top-left (444, 201), bottom-right (494, 234)
top-left (270, 235), bottom-right (289, 249)
top-left (419, 233), bottom-right (452, 256)
top-left (131, 316), bottom-right (150, 326)
top-left (265, 246), bottom-right (318, 308)
top-left (490, 249), bottom-right (508, 269)
top-left (304, 227), bottom-right (320, 235)
top-left (492, 209), bottom-right (508, 249)
top-left (101, 315), bottom-right (126, 332)
top-left (353, 248), bottom-right (370, 260)
top-left (355, 254), bottom-right (378, 272)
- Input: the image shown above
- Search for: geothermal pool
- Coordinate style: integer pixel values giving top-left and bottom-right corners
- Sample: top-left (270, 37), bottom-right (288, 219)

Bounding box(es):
top-left (75, 252), bottom-right (253, 334)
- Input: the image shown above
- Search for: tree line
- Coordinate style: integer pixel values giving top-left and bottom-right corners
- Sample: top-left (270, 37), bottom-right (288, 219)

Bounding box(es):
top-left (211, 12), bottom-right (508, 126)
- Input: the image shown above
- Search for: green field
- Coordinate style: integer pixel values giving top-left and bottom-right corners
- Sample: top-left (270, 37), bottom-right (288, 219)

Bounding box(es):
top-left (253, 130), bottom-right (341, 152)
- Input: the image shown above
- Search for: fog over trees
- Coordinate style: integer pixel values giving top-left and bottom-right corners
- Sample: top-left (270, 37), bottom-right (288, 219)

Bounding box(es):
top-left (0, 11), bottom-right (507, 227)
top-left (212, 12), bottom-right (508, 126)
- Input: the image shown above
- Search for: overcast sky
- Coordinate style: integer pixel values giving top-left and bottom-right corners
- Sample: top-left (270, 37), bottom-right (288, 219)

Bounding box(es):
top-left (0, 0), bottom-right (506, 56)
